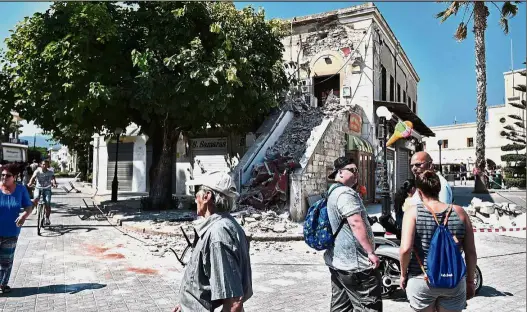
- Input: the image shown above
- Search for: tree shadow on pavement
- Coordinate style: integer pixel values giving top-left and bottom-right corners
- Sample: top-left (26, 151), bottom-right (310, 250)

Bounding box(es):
top-left (477, 285), bottom-right (514, 297)
top-left (5, 283), bottom-right (106, 297)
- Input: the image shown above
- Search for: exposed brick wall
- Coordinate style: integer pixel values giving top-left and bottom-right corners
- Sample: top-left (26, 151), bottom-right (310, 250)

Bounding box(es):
top-left (289, 113), bottom-right (349, 221)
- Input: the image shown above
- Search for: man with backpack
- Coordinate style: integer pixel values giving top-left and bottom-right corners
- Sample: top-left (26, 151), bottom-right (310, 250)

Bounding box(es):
top-left (323, 157), bottom-right (382, 312)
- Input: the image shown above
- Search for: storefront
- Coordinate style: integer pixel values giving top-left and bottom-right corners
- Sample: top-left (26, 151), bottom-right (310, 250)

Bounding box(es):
top-left (345, 134), bottom-right (375, 203)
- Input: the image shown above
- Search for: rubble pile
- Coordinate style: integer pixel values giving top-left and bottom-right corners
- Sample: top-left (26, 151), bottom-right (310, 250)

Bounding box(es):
top-left (234, 210), bottom-right (300, 235)
top-left (238, 154), bottom-right (300, 211)
top-left (464, 198), bottom-right (526, 229)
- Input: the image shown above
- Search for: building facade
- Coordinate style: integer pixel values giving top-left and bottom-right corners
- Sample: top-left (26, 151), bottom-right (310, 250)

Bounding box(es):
top-left (423, 68), bottom-right (526, 174)
top-left (280, 3), bottom-right (434, 219)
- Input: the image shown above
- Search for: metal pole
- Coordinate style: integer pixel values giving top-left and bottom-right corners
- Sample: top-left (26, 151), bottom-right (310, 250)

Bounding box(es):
top-left (439, 145), bottom-right (442, 174)
top-left (111, 133), bottom-right (120, 202)
top-left (380, 117), bottom-right (391, 216)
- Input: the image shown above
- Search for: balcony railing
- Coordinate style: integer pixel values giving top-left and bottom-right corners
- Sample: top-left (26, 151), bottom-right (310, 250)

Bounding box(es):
top-left (8, 138), bottom-right (29, 145)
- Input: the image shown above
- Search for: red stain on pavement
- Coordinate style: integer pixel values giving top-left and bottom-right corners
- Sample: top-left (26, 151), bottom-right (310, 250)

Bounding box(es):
top-left (103, 253), bottom-right (125, 259)
top-left (126, 267), bottom-right (158, 275)
top-left (85, 245), bottom-right (110, 255)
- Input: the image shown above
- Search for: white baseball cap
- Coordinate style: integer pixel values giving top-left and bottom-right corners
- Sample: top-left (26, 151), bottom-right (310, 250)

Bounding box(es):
top-left (186, 171), bottom-right (240, 198)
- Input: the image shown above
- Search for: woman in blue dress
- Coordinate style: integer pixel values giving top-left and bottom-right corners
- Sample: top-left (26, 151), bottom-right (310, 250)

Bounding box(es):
top-left (0, 163), bottom-right (33, 294)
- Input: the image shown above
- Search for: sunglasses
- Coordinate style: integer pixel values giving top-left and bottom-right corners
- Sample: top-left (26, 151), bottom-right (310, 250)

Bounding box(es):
top-left (411, 162), bottom-right (430, 168)
top-left (341, 167), bottom-right (359, 174)
top-left (1, 173), bottom-right (13, 178)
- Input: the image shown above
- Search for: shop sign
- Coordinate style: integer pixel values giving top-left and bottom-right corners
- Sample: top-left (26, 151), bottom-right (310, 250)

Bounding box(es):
top-left (191, 138), bottom-right (227, 151)
top-left (349, 112), bottom-right (362, 134)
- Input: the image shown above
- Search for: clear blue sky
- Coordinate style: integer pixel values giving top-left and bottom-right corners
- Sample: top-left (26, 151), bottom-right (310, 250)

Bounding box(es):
top-left (1, 1), bottom-right (526, 129)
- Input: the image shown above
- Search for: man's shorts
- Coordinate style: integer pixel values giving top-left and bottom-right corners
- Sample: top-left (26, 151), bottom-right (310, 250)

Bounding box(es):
top-left (34, 188), bottom-right (52, 205)
top-left (406, 276), bottom-right (466, 311)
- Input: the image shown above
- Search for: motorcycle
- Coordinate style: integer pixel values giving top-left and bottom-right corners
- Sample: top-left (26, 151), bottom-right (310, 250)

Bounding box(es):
top-left (369, 216), bottom-right (483, 297)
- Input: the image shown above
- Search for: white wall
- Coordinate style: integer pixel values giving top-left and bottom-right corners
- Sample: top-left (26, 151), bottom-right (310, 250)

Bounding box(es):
top-left (132, 136), bottom-right (147, 192)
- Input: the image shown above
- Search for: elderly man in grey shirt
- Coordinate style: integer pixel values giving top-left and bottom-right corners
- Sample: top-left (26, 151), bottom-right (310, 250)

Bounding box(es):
top-left (174, 171), bottom-right (252, 312)
top-left (325, 157), bottom-right (382, 312)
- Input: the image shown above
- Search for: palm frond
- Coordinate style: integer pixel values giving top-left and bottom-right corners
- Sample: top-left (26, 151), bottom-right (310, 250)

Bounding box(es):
top-left (454, 22), bottom-right (468, 41)
top-left (492, 1), bottom-right (518, 34)
top-left (436, 2), bottom-right (467, 22)
top-left (501, 1), bottom-right (518, 18)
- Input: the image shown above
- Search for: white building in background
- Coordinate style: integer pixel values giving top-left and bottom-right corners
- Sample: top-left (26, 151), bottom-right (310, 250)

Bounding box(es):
top-left (423, 68), bottom-right (526, 173)
top-left (48, 145), bottom-right (77, 172)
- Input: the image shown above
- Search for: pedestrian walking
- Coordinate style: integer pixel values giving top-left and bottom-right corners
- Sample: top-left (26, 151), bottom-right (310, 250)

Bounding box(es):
top-left (399, 170), bottom-right (478, 312)
top-left (174, 171), bottom-right (252, 312)
top-left (0, 163), bottom-right (33, 294)
top-left (459, 162), bottom-right (467, 186)
top-left (325, 157), bottom-right (382, 312)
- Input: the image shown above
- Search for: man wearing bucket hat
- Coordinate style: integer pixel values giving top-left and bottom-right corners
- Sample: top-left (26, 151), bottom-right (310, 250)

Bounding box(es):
top-left (174, 171), bottom-right (252, 312)
top-left (326, 157), bottom-right (382, 312)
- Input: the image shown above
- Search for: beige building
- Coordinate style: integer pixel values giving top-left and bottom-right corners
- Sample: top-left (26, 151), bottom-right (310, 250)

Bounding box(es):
top-left (423, 68), bottom-right (526, 174)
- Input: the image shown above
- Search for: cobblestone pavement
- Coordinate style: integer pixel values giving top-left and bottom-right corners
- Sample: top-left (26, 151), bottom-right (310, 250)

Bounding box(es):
top-left (1, 180), bottom-right (525, 312)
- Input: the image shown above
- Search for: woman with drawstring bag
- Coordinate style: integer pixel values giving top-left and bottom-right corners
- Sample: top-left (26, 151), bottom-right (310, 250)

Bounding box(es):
top-left (399, 170), bottom-right (478, 312)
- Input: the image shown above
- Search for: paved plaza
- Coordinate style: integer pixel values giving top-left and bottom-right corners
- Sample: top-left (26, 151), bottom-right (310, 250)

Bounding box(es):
top-left (0, 180), bottom-right (525, 311)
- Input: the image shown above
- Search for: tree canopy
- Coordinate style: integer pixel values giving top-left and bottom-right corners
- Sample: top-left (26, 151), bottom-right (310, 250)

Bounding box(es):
top-left (3, 1), bottom-right (288, 207)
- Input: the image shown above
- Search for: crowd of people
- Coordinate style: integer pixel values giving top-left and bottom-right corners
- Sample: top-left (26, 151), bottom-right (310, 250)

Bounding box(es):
top-left (1, 152), bottom-right (477, 312)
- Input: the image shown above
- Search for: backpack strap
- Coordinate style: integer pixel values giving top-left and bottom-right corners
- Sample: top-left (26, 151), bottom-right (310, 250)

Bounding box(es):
top-left (327, 183), bottom-right (345, 239)
top-left (443, 205), bottom-right (453, 226)
top-left (413, 248), bottom-right (429, 282)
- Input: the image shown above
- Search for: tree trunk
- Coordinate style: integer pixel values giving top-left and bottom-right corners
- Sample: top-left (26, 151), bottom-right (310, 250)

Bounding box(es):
top-left (473, 2), bottom-right (489, 194)
top-left (148, 125), bottom-right (179, 210)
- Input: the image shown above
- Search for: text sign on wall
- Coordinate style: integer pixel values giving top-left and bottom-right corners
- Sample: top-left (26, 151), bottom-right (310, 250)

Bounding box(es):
top-left (2, 147), bottom-right (22, 161)
top-left (349, 112), bottom-right (362, 135)
top-left (191, 138), bottom-right (228, 151)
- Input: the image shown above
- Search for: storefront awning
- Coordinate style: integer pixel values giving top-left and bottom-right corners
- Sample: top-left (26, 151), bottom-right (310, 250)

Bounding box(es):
top-left (374, 100), bottom-right (435, 137)
top-left (346, 134), bottom-right (373, 153)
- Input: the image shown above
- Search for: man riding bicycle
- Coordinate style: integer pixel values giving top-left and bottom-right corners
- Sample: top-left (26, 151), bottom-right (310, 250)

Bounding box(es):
top-left (28, 160), bottom-right (57, 226)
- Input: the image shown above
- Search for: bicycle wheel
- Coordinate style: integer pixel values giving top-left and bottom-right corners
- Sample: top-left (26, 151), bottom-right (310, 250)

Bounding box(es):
top-left (37, 204), bottom-right (44, 236)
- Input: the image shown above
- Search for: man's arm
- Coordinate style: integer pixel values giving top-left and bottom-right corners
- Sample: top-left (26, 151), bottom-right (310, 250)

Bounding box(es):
top-left (209, 241), bottom-right (246, 312)
top-left (28, 169), bottom-right (38, 186)
top-left (347, 214), bottom-right (375, 254)
top-left (337, 191), bottom-right (376, 258)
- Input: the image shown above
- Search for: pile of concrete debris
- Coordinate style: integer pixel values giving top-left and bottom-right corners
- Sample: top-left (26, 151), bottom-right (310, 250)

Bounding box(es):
top-left (233, 209), bottom-right (301, 235)
top-left (464, 198), bottom-right (526, 229)
top-left (238, 91), bottom-right (352, 212)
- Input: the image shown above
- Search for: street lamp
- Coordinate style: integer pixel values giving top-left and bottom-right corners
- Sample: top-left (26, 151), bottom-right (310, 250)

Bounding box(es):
top-left (111, 127), bottom-right (123, 202)
top-left (376, 106), bottom-right (392, 217)
top-left (437, 140), bottom-right (443, 174)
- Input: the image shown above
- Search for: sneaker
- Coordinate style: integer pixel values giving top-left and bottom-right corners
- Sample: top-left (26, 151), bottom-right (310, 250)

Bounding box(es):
top-left (44, 218), bottom-right (51, 226)
top-left (32, 209), bottom-right (37, 215)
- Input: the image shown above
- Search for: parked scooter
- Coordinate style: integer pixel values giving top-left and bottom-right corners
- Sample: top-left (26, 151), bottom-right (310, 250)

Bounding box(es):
top-left (368, 216), bottom-right (483, 297)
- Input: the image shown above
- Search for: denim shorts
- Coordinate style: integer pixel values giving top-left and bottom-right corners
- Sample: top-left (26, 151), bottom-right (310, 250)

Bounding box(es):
top-left (406, 276), bottom-right (466, 311)
top-left (34, 188), bottom-right (52, 205)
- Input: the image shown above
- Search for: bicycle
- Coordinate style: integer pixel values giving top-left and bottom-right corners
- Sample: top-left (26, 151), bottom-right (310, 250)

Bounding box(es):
top-left (36, 199), bottom-right (46, 236)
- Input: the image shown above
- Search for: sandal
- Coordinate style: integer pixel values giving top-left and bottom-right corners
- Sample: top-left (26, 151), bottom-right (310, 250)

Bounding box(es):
top-left (0, 286), bottom-right (11, 294)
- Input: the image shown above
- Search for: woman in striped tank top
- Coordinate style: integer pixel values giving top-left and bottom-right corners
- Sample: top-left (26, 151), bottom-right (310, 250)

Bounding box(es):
top-left (399, 170), bottom-right (478, 312)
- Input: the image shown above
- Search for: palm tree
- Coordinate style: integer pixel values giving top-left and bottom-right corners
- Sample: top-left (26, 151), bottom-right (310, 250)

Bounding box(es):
top-left (436, 1), bottom-right (519, 193)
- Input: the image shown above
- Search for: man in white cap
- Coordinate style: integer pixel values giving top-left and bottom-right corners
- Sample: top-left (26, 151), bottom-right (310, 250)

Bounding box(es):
top-left (174, 171), bottom-right (252, 312)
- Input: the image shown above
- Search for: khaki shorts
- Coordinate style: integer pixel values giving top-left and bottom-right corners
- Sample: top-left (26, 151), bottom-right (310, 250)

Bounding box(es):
top-left (406, 276), bottom-right (466, 311)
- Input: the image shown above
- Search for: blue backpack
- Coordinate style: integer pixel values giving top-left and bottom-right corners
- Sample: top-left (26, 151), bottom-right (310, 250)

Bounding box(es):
top-left (303, 184), bottom-right (345, 251)
top-left (415, 205), bottom-right (466, 288)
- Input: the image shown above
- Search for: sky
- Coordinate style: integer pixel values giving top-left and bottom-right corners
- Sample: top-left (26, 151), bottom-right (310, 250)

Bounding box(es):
top-left (1, 1), bottom-right (526, 137)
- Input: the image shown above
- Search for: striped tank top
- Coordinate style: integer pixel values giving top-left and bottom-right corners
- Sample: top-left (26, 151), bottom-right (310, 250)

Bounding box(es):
top-left (408, 204), bottom-right (466, 277)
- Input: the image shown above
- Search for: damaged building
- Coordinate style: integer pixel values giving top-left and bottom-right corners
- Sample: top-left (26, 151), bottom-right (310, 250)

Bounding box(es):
top-left (235, 2), bottom-right (435, 221)
top-left (90, 3), bottom-right (435, 220)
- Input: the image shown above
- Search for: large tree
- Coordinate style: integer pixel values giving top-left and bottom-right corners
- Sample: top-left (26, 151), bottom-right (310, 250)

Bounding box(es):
top-left (4, 1), bottom-right (287, 208)
top-left (436, 1), bottom-right (519, 192)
